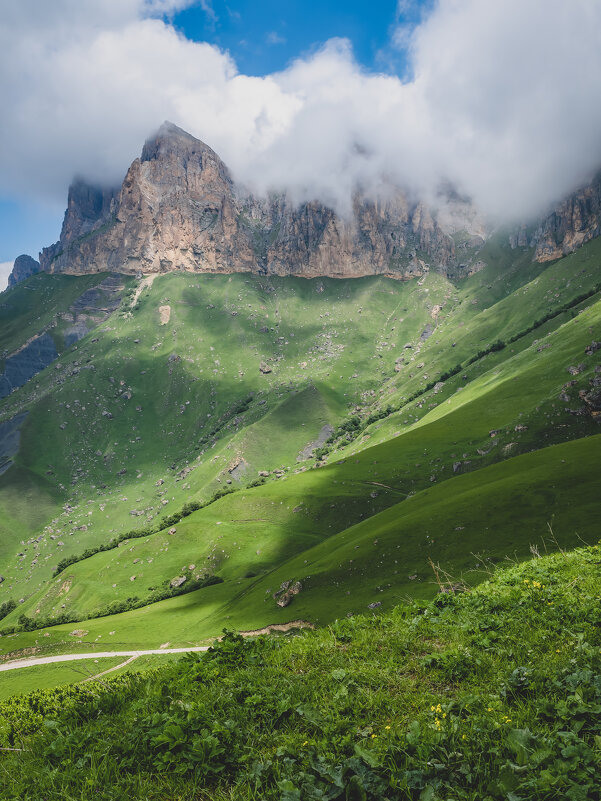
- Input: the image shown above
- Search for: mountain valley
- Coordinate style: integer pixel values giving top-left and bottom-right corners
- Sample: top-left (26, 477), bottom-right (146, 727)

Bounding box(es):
top-left (0, 126), bottom-right (600, 673)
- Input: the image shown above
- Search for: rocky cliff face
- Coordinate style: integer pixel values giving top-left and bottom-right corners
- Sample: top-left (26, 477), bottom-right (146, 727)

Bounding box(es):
top-left (510, 172), bottom-right (601, 262)
top-left (8, 255), bottom-right (41, 288)
top-left (19, 121), bottom-right (601, 284)
top-left (35, 122), bottom-right (487, 281)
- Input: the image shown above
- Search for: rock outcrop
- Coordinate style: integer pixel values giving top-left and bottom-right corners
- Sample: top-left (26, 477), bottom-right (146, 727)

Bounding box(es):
top-left (0, 273), bottom-right (124, 405)
top-left (31, 122), bottom-right (601, 278)
top-left (510, 171), bottom-right (601, 262)
top-left (0, 411), bottom-right (28, 476)
top-left (38, 122), bottom-right (487, 281)
top-left (0, 333), bottom-right (58, 399)
top-left (7, 254), bottom-right (41, 288)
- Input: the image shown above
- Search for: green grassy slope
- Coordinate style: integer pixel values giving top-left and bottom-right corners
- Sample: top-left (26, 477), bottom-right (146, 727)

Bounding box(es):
top-left (1, 432), bottom-right (597, 660)
top-left (0, 273), bottom-right (106, 358)
top-left (3, 545), bottom-right (601, 800)
top-left (8, 277), bottom-right (599, 632)
top-left (0, 237), bottom-right (600, 661)
top-left (0, 269), bottom-right (450, 607)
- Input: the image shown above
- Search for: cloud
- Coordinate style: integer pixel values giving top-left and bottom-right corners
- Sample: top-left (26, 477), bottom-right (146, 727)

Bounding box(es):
top-left (266, 31), bottom-right (286, 45)
top-left (199, 0), bottom-right (217, 23)
top-left (1, 0), bottom-right (601, 232)
top-left (0, 263), bottom-right (13, 291)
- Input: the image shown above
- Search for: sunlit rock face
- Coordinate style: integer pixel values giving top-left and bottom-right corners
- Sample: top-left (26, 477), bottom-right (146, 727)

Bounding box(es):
top-left (37, 122), bottom-right (488, 281)
top-left (509, 171), bottom-right (601, 261)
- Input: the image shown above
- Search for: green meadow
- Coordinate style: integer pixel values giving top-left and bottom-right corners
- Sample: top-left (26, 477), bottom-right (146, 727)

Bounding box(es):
top-left (0, 236), bottom-right (600, 699)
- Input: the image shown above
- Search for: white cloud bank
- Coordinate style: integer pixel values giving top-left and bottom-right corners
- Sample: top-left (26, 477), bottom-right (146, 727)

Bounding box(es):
top-left (1, 0), bottom-right (601, 227)
top-left (0, 263), bottom-right (14, 291)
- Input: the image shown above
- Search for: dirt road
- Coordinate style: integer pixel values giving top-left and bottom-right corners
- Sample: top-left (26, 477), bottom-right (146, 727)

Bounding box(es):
top-left (0, 646), bottom-right (210, 673)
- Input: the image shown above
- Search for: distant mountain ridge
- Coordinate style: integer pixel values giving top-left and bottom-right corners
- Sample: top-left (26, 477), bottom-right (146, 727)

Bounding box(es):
top-left (22, 122), bottom-right (487, 284)
top-left (8, 121), bottom-right (601, 286)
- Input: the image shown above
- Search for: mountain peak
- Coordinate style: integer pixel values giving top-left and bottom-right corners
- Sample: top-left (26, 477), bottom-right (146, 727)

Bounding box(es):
top-left (7, 254), bottom-right (40, 288)
top-left (141, 121), bottom-right (216, 163)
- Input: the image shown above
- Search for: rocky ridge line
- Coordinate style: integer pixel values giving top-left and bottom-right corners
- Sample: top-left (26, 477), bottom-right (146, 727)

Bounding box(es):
top-left (28, 122), bottom-right (488, 283)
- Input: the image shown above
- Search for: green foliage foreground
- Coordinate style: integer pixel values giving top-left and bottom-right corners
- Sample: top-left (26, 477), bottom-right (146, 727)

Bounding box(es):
top-left (2, 545), bottom-right (601, 800)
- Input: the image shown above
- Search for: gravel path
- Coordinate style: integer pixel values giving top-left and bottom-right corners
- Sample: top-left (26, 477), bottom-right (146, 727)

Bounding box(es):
top-left (0, 647), bottom-right (210, 673)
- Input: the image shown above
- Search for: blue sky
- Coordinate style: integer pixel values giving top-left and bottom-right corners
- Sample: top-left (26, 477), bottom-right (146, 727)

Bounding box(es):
top-left (1, 1), bottom-right (421, 269)
top-left (172, 0), bottom-right (409, 77)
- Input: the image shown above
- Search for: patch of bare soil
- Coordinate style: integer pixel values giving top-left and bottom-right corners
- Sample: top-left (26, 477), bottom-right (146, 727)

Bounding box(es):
top-left (131, 274), bottom-right (157, 307)
top-left (0, 646), bottom-right (40, 664)
top-left (239, 620), bottom-right (315, 637)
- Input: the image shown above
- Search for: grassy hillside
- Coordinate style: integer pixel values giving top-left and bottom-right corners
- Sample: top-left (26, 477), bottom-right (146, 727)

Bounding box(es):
top-left (2, 544), bottom-right (601, 799)
top-left (0, 432), bottom-right (597, 664)
top-left (0, 237), bottom-right (600, 668)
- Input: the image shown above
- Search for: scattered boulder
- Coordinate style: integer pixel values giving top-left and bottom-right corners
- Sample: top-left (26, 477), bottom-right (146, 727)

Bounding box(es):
top-left (168, 527), bottom-right (177, 535)
top-left (585, 341), bottom-right (601, 355)
top-left (420, 324), bottom-right (433, 341)
top-left (580, 384), bottom-right (601, 412)
top-left (170, 576), bottom-right (187, 588)
top-left (367, 601), bottom-right (382, 609)
top-left (567, 364), bottom-right (585, 376)
top-left (275, 580), bottom-right (302, 607)
top-left (514, 424), bottom-right (528, 432)
top-left (259, 361), bottom-right (272, 374)
top-left (439, 584), bottom-right (466, 594)
top-left (69, 629), bottom-right (88, 637)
